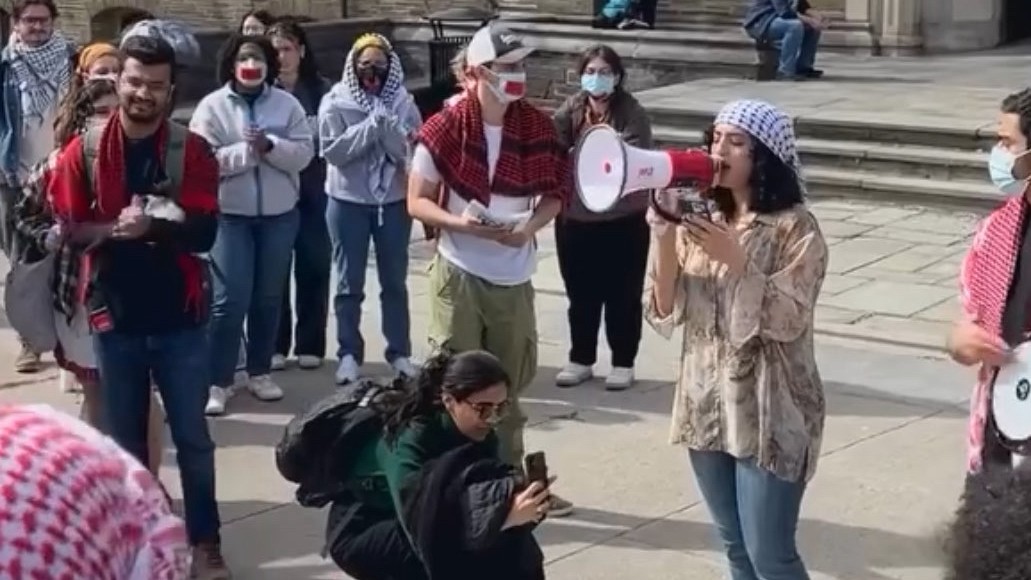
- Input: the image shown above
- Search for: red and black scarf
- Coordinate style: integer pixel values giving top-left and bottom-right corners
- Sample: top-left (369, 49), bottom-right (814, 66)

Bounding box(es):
top-left (417, 96), bottom-right (569, 205)
top-left (48, 115), bottom-right (214, 319)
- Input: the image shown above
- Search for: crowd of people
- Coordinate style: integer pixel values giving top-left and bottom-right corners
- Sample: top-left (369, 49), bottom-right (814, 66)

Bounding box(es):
top-left (0, 0), bottom-right (1029, 578)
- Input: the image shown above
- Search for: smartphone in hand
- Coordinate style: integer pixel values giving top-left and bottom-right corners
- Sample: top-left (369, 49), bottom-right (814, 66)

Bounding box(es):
top-left (524, 451), bottom-right (549, 487)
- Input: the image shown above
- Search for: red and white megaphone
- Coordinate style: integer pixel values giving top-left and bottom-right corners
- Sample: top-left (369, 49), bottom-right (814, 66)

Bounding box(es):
top-left (574, 124), bottom-right (718, 214)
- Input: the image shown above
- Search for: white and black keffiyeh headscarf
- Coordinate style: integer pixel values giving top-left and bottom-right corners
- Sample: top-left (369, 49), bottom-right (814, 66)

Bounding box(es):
top-left (341, 33), bottom-right (406, 114)
top-left (4, 31), bottom-right (74, 123)
top-left (714, 98), bottom-right (806, 191)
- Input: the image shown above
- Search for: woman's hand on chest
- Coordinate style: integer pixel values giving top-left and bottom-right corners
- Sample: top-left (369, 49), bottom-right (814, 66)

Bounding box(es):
top-left (682, 215), bottom-right (748, 276)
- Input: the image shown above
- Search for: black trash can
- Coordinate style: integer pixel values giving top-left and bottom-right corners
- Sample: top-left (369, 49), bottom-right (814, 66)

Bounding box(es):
top-left (414, 7), bottom-right (498, 118)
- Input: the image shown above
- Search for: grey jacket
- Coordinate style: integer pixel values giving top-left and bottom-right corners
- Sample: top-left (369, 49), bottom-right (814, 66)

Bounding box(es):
top-left (318, 84), bottom-right (422, 206)
top-left (554, 90), bottom-right (654, 222)
top-left (189, 84), bottom-right (315, 217)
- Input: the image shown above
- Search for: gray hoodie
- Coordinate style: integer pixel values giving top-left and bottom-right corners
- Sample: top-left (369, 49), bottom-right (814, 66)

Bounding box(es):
top-left (318, 54), bottom-right (422, 207)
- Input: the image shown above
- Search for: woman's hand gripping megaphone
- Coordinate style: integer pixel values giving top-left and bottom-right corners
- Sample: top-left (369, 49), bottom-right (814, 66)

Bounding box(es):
top-left (647, 151), bottom-right (723, 230)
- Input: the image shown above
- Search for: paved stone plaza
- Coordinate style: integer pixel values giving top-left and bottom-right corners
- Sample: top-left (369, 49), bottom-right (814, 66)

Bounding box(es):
top-left (0, 196), bottom-right (979, 579)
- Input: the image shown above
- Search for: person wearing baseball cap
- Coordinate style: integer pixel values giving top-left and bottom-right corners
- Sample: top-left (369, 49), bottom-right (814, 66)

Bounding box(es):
top-left (408, 22), bottom-right (574, 517)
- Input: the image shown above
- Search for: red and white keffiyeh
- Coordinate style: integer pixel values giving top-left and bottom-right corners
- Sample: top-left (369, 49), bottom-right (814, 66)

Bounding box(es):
top-left (0, 404), bottom-right (190, 579)
top-left (961, 196), bottom-right (1027, 473)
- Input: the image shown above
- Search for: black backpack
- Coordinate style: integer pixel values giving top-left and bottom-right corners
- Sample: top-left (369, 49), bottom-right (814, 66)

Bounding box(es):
top-left (275, 378), bottom-right (407, 508)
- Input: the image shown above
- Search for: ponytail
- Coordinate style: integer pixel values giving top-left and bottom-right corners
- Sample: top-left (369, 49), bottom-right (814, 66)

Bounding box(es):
top-left (382, 350), bottom-right (453, 442)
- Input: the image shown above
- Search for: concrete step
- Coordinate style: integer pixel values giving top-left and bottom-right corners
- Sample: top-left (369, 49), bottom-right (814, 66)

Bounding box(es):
top-left (646, 105), bottom-right (997, 150)
top-left (649, 125), bottom-right (998, 210)
top-left (653, 126), bottom-right (990, 183)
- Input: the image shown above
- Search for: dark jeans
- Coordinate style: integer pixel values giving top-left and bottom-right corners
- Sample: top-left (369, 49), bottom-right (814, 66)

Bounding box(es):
top-left (555, 213), bottom-right (650, 368)
top-left (93, 325), bottom-right (220, 544)
top-left (326, 198), bottom-right (412, 364)
top-left (276, 192), bottom-right (331, 358)
top-left (208, 210), bottom-right (300, 386)
top-left (690, 450), bottom-right (810, 580)
top-left (327, 503), bottom-right (427, 580)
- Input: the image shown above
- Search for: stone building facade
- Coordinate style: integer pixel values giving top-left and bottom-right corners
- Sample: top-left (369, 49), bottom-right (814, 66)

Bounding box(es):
top-left (0, 0), bottom-right (1022, 54)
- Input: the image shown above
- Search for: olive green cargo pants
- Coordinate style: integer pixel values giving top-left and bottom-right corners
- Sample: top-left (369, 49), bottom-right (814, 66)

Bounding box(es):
top-left (427, 255), bottom-right (538, 467)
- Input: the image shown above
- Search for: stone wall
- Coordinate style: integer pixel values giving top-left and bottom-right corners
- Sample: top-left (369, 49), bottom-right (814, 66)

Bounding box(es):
top-left (0, 0), bottom-right (345, 44)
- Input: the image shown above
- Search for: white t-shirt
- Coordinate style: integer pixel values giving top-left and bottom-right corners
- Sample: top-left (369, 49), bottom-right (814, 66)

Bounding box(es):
top-left (411, 124), bottom-right (536, 286)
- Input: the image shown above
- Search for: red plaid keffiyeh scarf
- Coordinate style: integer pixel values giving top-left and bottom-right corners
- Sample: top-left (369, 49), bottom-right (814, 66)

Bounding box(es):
top-left (961, 195), bottom-right (1026, 472)
top-left (417, 96), bottom-right (568, 204)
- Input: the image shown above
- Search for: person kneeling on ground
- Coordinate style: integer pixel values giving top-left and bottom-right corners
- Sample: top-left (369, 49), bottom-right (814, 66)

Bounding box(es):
top-left (324, 351), bottom-right (549, 580)
top-left (945, 465), bottom-right (1031, 579)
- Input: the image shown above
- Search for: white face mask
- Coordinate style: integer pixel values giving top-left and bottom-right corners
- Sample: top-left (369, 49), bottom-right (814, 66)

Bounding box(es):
top-left (485, 69), bottom-right (526, 104)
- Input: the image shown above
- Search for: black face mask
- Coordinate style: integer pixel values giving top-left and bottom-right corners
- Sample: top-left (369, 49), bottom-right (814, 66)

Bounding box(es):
top-left (356, 64), bottom-right (388, 89)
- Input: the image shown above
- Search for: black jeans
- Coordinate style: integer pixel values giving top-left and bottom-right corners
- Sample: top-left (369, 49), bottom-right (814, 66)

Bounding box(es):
top-left (276, 192), bottom-right (332, 358)
top-left (555, 213), bottom-right (650, 368)
top-left (327, 503), bottom-right (427, 580)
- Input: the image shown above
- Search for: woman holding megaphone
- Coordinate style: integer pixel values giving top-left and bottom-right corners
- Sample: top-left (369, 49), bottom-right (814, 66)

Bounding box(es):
top-left (644, 100), bottom-right (828, 580)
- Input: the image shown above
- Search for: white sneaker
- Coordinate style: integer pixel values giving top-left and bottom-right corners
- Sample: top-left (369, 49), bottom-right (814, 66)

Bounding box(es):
top-left (205, 386), bottom-right (230, 416)
top-left (297, 355), bottom-right (322, 370)
top-left (270, 353), bottom-right (287, 371)
top-left (391, 357), bottom-right (418, 378)
top-left (233, 370), bottom-right (249, 388)
top-left (60, 370), bottom-right (82, 393)
top-left (605, 367), bottom-right (635, 391)
top-left (335, 355), bottom-right (360, 385)
top-left (555, 363), bottom-right (593, 387)
top-left (248, 374), bottom-right (284, 401)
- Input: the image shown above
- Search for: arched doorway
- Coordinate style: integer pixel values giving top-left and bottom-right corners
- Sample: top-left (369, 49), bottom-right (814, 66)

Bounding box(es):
top-left (89, 7), bottom-right (153, 42)
top-left (1, 9), bottom-right (10, 50)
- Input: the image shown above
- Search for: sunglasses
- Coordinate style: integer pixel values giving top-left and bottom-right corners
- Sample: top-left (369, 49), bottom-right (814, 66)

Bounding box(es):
top-left (463, 399), bottom-right (511, 421)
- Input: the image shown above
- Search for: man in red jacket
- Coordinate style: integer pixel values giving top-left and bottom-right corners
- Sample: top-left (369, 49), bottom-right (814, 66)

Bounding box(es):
top-left (45, 35), bottom-right (230, 579)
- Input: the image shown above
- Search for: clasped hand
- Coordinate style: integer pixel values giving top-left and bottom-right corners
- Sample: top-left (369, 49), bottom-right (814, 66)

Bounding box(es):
top-left (112, 195), bottom-right (152, 240)
top-left (456, 214), bottom-right (532, 248)
top-left (245, 125), bottom-right (272, 155)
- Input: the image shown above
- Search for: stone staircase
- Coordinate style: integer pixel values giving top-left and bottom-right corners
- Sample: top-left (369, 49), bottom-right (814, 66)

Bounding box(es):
top-left (647, 105), bottom-right (999, 210)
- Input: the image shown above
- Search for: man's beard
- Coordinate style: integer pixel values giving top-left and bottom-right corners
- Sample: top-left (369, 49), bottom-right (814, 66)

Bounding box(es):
top-left (123, 99), bottom-right (163, 124)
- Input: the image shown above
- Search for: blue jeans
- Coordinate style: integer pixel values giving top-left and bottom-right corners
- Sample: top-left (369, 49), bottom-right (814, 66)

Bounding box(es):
top-left (767, 17), bottom-right (821, 76)
top-left (326, 198), bottom-right (411, 364)
top-left (689, 450), bottom-right (810, 580)
top-left (94, 326), bottom-right (220, 544)
top-left (209, 210), bottom-right (300, 386)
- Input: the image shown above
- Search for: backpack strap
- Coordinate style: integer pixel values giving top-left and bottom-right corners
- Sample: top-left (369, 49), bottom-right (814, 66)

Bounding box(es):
top-left (163, 121), bottom-right (188, 200)
top-left (79, 121), bottom-right (189, 203)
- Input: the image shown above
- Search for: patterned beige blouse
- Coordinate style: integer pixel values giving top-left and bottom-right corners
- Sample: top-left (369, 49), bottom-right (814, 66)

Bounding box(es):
top-left (644, 204), bottom-right (828, 483)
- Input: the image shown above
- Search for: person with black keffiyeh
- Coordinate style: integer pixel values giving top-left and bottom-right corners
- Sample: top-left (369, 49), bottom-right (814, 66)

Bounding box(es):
top-left (408, 23), bottom-right (574, 517)
top-left (0, 0), bottom-right (74, 374)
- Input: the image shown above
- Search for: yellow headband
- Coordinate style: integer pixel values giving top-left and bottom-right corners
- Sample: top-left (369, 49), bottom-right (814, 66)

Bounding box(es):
top-left (76, 42), bottom-right (119, 75)
top-left (352, 33), bottom-right (392, 55)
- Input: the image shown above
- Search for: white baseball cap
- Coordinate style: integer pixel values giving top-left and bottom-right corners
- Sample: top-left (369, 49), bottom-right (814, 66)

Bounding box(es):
top-left (465, 24), bottom-right (535, 67)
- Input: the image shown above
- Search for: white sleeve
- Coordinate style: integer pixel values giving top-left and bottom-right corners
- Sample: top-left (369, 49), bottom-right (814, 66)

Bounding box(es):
top-left (411, 144), bottom-right (441, 184)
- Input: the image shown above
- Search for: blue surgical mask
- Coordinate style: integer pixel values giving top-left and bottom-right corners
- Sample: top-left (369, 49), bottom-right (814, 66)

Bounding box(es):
top-left (990, 145), bottom-right (1028, 196)
top-left (581, 73), bottom-right (615, 97)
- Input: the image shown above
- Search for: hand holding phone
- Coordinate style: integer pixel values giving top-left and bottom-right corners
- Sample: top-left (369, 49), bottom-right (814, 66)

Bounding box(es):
top-left (524, 451), bottom-right (549, 487)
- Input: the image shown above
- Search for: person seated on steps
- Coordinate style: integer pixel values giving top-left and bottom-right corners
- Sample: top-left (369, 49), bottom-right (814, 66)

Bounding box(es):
top-left (743, 0), bottom-right (825, 81)
top-left (592, 0), bottom-right (655, 30)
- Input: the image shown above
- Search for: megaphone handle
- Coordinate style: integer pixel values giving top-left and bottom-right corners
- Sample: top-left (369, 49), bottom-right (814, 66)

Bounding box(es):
top-left (649, 189), bottom-right (683, 224)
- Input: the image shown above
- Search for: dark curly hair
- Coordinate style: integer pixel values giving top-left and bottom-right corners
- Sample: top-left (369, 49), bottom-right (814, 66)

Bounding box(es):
top-left (383, 350), bottom-right (511, 442)
top-left (1001, 88), bottom-right (1031, 144)
top-left (702, 126), bottom-right (805, 220)
top-left (53, 77), bottom-right (117, 148)
top-left (216, 34), bottom-right (280, 87)
top-left (945, 467), bottom-right (1031, 580)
